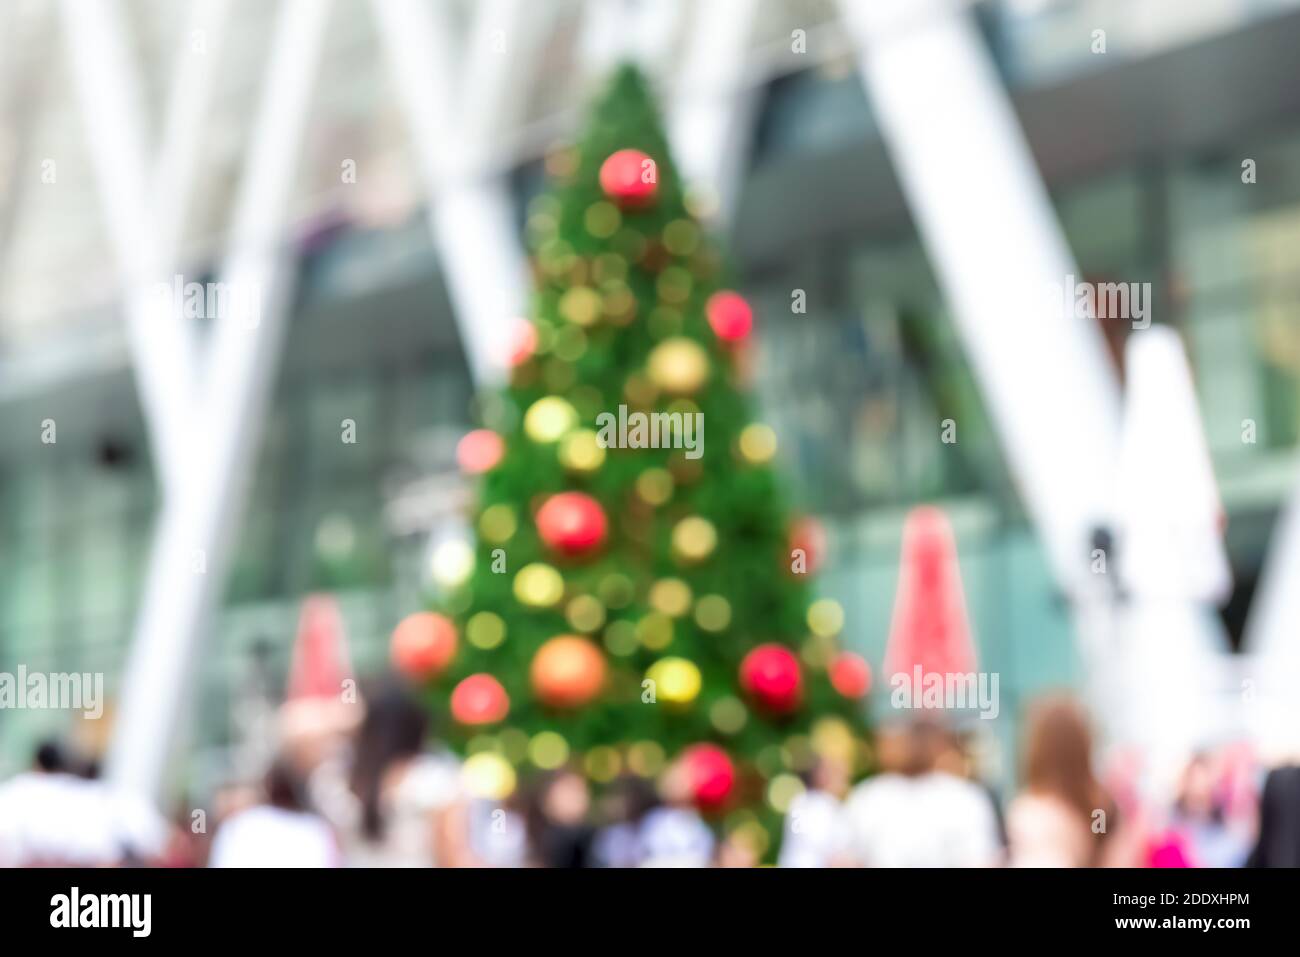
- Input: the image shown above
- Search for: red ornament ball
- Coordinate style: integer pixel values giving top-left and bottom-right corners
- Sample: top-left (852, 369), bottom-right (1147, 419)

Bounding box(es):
top-left (390, 612), bottom-right (458, 680)
top-left (536, 491), bottom-right (608, 557)
top-left (739, 643), bottom-right (803, 714)
top-left (531, 635), bottom-right (607, 708)
top-left (706, 291), bottom-right (754, 343)
top-left (680, 744), bottom-right (736, 812)
top-left (599, 148), bottom-right (657, 207)
top-left (456, 429), bottom-right (504, 475)
top-left (829, 651), bottom-right (872, 699)
top-left (450, 673), bottom-right (510, 725)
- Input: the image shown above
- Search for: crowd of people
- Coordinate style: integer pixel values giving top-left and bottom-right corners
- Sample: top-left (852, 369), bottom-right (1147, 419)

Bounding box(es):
top-left (1, 681), bottom-right (1297, 868)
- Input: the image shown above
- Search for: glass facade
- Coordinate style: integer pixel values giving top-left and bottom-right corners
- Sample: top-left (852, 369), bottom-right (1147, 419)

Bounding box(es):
top-left (2, 0), bottom-right (1300, 788)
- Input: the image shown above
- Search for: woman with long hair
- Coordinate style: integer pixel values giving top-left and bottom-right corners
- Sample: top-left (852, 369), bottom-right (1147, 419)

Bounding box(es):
top-left (1007, 694), bottom-right (1121, 867)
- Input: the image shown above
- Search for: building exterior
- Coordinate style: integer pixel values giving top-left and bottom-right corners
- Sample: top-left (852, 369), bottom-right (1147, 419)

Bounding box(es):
top-left (1, 0), bottom-right (1299, 791)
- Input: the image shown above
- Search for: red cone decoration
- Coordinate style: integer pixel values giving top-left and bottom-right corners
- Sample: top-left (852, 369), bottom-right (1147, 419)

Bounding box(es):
top-left (883, 506), bottom-right (977, 682)
top-left (391, 611), bottom-right (458, 681)
top-left (680, 744), bottom-right (736, 811)
top-left (599, 148), bottom-right (657, 207)
top-left (830, 651), bottom-right (872, 699)
top-left (536, 491), bottom-right (608, 557)
top-left (286, 594), bottom-right (354, 701)
top-left (457, 429), bottom-right (505, 475)
top-left (450, 674), bottom-right (510, 725)
top-left (739, 643), bottom-right (803, 715)
top-left (706, 290), bottom-right (753, 343)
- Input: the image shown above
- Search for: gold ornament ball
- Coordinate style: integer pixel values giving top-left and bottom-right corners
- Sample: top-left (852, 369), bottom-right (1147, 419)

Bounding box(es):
top-left (648, 578), bottom-right (693, 617)
top-left (513, 562), bottom-right (565, 608)
top-left (693, 594), bottom-right (732, 632)
top-left (635, 467), bottom-right (674, 506)
top-left (566, 594), bottom-right (607, 633)
top-left (559, 286), bottom-right (603, 327)
top-left (636, 612), bottom-right (675, 651)
top-left (559, 429), bottom-right (606, 473)
top-left (647, 337), bottom-right (710, 395)
top-left (738, 423), bottom-right (778, 464)
top-left (627, 741), bottom-right (667, 777)
top-left (523, 396), bottom-right (578, 443)
top-left (672, 516), bottom-right (718, 563)
top-left (584, 746), bottom-right (622, 783)
top-left (710, 696), bottom-right (748, 735)
top-left (646, 656), bottom-right (702, 706)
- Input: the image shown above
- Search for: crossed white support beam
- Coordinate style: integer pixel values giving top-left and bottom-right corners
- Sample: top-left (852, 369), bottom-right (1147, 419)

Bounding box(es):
top-left (98, 0), bottom-right (333, 800)
top-left (839, 0), bottom-right (1123, 593)
top-left (371, 0), bottom-right (534, 387)
top-left (61, 0), bottom-right (232, 495)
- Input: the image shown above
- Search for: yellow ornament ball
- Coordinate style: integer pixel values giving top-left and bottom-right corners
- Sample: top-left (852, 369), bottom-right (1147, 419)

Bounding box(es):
top-left (646, 656), bottom-right (702, 706)
top-left (807, 598), bottom-right (845, 637)
top-left (647, 337), bottom-right (710, 395)
top-left (460, 752), bottom-right (517, 800)
top-left (524, 396), bottom-right (578, 443)
top-left (738, 423), bottom-right (778, 464)
top-left (558, 429), bottom-right (606, 474)
top-left (514, 563), bottom-right (565, 608)
top-left (648, 578), bottom-right (693, 617)
top-left (559, 286), bottom-right (603, 327)
top-left (672, 516), bottom-right (718, 563)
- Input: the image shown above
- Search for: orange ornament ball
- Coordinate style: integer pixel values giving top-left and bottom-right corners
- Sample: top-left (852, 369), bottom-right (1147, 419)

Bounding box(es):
top-left (830, 652), bottom-right (872, 699)
top-left (450, 673), bottom-right (510, 725)
top-left (390, 612), bottom-right (458, 680)
top-left (530, 635), bottom-right (607, 708)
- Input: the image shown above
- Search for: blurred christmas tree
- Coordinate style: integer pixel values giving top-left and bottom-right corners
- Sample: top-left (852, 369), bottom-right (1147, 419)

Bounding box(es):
top-left (392, 65), bottom-right (872, 858)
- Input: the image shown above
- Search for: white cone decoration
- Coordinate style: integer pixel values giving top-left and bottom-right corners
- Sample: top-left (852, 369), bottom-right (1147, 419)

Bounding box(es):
top-left (1243, 478), bottom-right (1300, 762)
top-left (1114, 326), bottom-right (1232, 795)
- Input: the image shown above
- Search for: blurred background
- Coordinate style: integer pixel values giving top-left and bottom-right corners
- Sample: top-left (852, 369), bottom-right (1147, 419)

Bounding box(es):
top-left (3, 0), bottom-right (1300, 866)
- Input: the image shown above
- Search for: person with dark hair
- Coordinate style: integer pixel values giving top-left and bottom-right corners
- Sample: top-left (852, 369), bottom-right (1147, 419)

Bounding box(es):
top-left (524, 768), bottom-right (595, 868)
top-left (1247, 765), bottom-right (1300, 867)
top-left (324, 676), bottom-right (466, 866)
top-left (209, 758), bottom-right (340, 867)
top-left (1167, 751), bottom-right (1250, 867)
top-left (591, 775), bottom-right (659, 867)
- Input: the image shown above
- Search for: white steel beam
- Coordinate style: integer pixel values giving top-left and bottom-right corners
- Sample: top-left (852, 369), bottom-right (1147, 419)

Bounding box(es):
top-left (60, 0), bottom-right (232, 495)
top-left (371, 0), bottom-right (530, 386)
top-left (107, 0), bottom-right (333, 800)
top-left (838, 0), bottom-right (1123, 593)
top-left (668, 0), bottom-right (760, 222)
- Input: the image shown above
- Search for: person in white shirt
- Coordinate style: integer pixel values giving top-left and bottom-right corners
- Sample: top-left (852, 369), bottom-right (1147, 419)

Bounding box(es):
top-left (210, 758), bottom-right (340, 867)
top-left (844, 721), bottom-right (1002, 867)
top-left (778, 756), bottom-right (855, 868)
